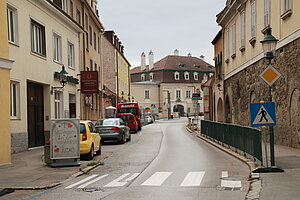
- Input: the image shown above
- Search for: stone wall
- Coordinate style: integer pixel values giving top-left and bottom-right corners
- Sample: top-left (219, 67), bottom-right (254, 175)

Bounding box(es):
top-left (224, 38), bottom-right (300, 148)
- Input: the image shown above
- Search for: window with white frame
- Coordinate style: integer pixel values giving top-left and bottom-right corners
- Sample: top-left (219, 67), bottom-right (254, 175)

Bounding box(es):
top-left (250, 0), bottom-right (256, 39)
top-left (174, 71), bottom-right (180, 80)
top-left (68, 41), bottom-right (75, 68)
top-left (7, 6), bottom-right (18, 44)
top-left (193, 72), bottom-right (198, 80)
top-left (53, 0), bottom-right (67, 12)
top-left (150, 72), bottom-right (154, 81)
top-left (141, 74), bottom-right (145, 81)
top-left (94, 32), bottom-right (96, 50)
top-left (225, 29), bottom-right (230, 61)
top-left (232, 23), bottom-right (236, 57)
top-left (283, 0), bottom-right (292, 13)
top-left (144, 90), bottom-right (150, 99)
top-left (76, 9), bottom-right (80, 24)
top-left (54, 91), bottom-right (63, 119)
top-left (264, 0), bottom-right (270, 27)
top-left (186, 90), bottom-right (191, 99)
top-left (184, 72), bottom-right (189, 80)
top-left (31, 19), bottom-right (46, 56)
top-left (10, 81), bottom-right (20, 118)
top-left (98, 36), bottom-right (100, 53)
top-left (70, 1), bottom-right (74, 18)
top-left (176, 90), bottom-right (181, 99)
top-left (202, 74), bottom-right (208, 83)
top-left (89, 26), bottom-right (92, 45)
top-left (240, 10), bottom-right (246, 49)
top-left (53, 33), bottom-right (62, 62)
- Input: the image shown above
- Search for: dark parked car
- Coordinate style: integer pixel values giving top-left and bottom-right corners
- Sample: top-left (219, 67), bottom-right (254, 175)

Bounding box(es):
top-left (95, 118), bottom-right (131, 144)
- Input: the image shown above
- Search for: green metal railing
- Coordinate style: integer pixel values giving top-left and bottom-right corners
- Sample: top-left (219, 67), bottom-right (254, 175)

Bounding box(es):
top-left (201, 120), bottom-right (262, 163)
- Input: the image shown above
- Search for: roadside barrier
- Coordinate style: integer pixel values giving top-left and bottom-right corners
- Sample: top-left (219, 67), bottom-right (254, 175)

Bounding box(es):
top-left (201, 120), bottom-right (262, 164)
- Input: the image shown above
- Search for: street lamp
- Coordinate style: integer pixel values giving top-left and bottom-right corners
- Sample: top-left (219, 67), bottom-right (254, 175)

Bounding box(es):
top-left (260, 27), bottom-right (279, 63)
top-left (51, 65), bottom-right (68, 95)
top-left (260, 27), bottom-right (281, 170)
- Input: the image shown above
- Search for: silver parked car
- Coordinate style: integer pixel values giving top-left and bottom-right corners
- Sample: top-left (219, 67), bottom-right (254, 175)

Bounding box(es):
top-left (96, 118), bottom-right (131, 144)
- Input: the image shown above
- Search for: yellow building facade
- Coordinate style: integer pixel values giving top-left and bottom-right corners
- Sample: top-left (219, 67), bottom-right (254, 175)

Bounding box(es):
top-left (118, 53), bottom-right (131, 102)
top-left (0, 0), bottom-right (13, 165)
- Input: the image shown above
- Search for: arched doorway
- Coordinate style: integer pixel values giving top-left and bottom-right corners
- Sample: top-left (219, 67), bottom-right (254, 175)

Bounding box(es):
top-left (217, 98), bottom-right (224, 122)
top-left (173, 104), bottom-right (184, 117)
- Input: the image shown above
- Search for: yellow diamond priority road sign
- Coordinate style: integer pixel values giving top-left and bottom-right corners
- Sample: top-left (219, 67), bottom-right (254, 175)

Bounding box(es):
top-left (259, 65), bottom-right (281, 86)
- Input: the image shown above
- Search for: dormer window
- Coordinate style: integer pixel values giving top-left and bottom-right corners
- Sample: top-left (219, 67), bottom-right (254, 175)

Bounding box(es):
top-left (202, 74), bottom-right (208, 83)
top-left (141, 74), bottom-right (145, 81)
top-left (174, 72), bottom-right (180, 80)
top-left (184, 72), bottom-right (189, 80)
top-left (150, 73), bottom-right (154, 81)
top-left (194, 72), bottom-right (198, 80)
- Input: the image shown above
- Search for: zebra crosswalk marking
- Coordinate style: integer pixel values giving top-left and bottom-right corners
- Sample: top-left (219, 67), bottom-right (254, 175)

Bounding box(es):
top-left (141, 172), bottom-right (172, 186)
top-left (124, 173), bottom-right (140, 182)
top-left (104, 173), bottom-right (131, 187)
top-left (180, 172), bottom-right (205, 187)
top-left (222, 171), bottom-right (228, 178)
top-left (221, 171), bottom-right (242, 188)
top-left (77, 174), bottom-right (109, 188)
top-left (65, 174), bottom-right (98, 189)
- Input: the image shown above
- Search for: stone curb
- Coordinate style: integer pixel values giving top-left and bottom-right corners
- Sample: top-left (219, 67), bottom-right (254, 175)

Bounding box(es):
top-left (186, 126), bottom-right (262, 200)
top-left (0, 160), bottom-right (104, 191)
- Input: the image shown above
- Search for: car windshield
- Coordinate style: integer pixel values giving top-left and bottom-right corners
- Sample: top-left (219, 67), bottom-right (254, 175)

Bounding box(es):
top-left (80, 124), bottom-right (86, 133)
top-left (93, 120), bottom-right (103, 126)
top-left (119, 115), bottom-right (134, 121)
top-left (103, 119), bottom-right (118, 125)
top-left (118, 108), bottom-right (138, 115)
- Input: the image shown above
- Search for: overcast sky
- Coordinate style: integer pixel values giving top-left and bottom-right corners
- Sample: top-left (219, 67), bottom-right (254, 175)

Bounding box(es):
top-left (98, 0), bottom-right (226, 68)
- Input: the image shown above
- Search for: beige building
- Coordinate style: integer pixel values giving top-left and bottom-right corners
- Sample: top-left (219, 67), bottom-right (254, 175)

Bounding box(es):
top-left (215, 0), bottom-right (300, 148)
top-left (0, 0), bottom-right (14, 165)
top-left (8, 0), bottom-right (82, 151)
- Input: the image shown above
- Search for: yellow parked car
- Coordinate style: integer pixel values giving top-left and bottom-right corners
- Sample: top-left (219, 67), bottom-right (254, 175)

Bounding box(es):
top-left (80, 120), bottom-right (101, 160)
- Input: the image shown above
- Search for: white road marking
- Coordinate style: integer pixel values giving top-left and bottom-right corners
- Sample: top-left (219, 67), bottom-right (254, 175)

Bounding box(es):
top-left (221, 180), bottom-right (242, 188)
top-left (65, 174), bottom-right (98, 189)
top-left (77, 174), bottom-right (109, 188)
top-left (180, 172), bottom-right (205, 187)
top-left (222, 171), bottom-right (228, 178)
top-left (124, 173), bottom-right (140, 182)
top-left (104, 173), bottom-right (131, 187)
top-left (141, 172), bottom-right (172, 186)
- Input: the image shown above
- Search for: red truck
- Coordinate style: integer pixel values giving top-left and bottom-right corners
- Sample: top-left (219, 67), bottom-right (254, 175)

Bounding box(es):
top-left (116, 103), bottom-right (142, 131)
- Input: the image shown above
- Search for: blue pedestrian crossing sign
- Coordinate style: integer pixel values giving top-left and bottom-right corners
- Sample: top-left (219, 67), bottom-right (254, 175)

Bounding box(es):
top-left (250, 102), bottom-right (276, 127)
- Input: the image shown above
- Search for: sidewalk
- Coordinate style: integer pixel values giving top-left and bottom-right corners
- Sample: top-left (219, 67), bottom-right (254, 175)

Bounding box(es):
top-left (0, 147), bottom-right (110, 191)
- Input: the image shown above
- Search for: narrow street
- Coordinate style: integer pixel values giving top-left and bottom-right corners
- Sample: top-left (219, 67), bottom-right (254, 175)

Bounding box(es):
top-left (24, 119), bottom-right (250, 200)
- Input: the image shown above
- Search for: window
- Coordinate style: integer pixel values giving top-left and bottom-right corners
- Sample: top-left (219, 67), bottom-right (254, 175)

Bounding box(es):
top-left (283, 0), bottom-right (292, 12)
top-left (186, 90), bottom-right (191, 99)
top-left (54, 91), bottom-right (63, 119)
top-left (31, 19), bottom-right (46, 56)
top-left (150, 73), bottom-right (154, 81)
top-left (193, 72), bottom-right (198, 80)
top-left (184, 72), bottom-right (189, 80)
top-left (53, 0), bottom-right (67, 11)
top-left (70, 1), bottom-right (74, 18)
top-left (90, 59), bottom-right (93, 70)
top-left (7, 6), bottom-right (18, 44)
top-left (76, 9), bottom-right (80, 24)
top-left (10, 81), bottom-right (19, 118)
top-left (85, 14), bottom-right (88, 30)
top-left (53, 33), bottom-right (62, 62)
top-left (240, 11), bottom-right (246, 50)
top-left (174, 72), bottom-right (180, 80)
top-left (144, 90), bottom-right (150, 99)
top-left (85, 32), bottom-right (89, 50)
top-left (94, 32), bottom-right (96, 50)
top-left (68, 41), bottom-right (75, 68)
top-left (176, 90), bottom-right (181, 99)
top-left (264, 0), bottom-right (270, 27)
top-left (250, 0), bottom-right (256, 39)
top-left (202, 74), bottom-right (208, 83)
top-left (141, 74), bottom-right (145, 81)
top-left (231, 23), bottom-right (236, 57)
top-left (89, 26), bottom-right (92, 45)
top-left (225, 29), bottom-right (230, 61)
top-left (94, 63), bottom-right (97, 71)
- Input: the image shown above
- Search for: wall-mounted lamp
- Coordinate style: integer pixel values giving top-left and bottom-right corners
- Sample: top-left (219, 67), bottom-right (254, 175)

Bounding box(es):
top-left (217, 83), bottom-right (223, 91)
top-left (51, 65), bottom-right (68, 95)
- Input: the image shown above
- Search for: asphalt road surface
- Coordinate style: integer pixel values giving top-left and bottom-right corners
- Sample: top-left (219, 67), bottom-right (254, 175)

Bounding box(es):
top-left (19, 118), bottom-right (250, 200)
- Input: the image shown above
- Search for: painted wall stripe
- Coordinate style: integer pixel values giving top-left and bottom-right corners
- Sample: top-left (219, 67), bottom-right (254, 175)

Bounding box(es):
top-left (65, 174), bottom-right (98, 189)
top-left (141, 172), bottom-right (172, 186)
top-left (77, 174), bottom-right (109, 188)
top-left (180, 172), bottom-right (205, 187)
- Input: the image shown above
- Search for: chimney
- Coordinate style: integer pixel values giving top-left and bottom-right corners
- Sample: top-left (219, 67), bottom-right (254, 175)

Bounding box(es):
top-left (188, 53), bottom-right (192, 57)
top-left (174, 49), bottom-right (179, 56)
top-left (200, 54), bottom-right (205, 60)
top-left (149, 50), bottom-right (154, 70)
top-left (141, 52), bottom-right (146, 71)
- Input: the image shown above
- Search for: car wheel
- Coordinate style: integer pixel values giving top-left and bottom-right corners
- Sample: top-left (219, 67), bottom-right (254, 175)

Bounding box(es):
top-left (96, 146), bottom-right (101, 155)
top-left (127, 132), bottom-right (131, 141)
top-left (119, 133), bottom-right (125, 144)
top-left (85, 145), bottom-right (94, 160)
